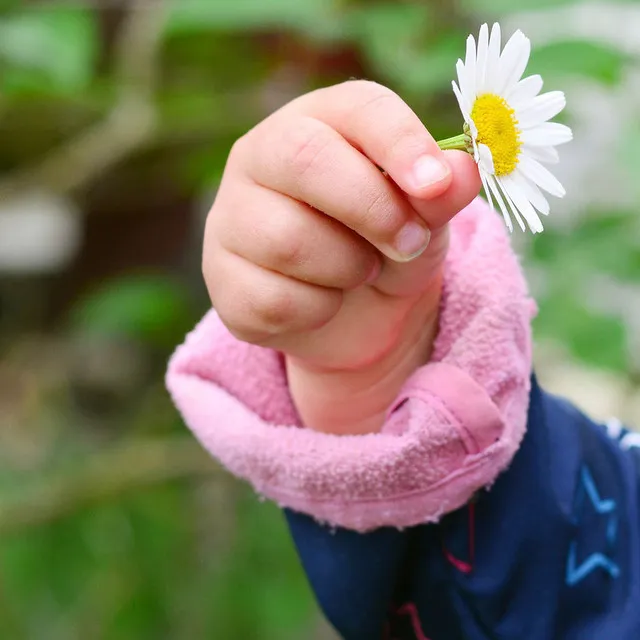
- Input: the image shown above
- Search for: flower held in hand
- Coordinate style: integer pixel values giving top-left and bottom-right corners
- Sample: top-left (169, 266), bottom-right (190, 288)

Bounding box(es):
top-left (438, 23), bottom-right (573, 233)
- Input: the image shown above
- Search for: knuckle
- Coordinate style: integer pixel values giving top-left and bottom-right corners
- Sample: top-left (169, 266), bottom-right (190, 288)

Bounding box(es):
top-left (219, 310), bottom-right (269, 346)
top-left (266, 214), bottom-right (309, 271)
top-left (251, 284), bottom-right (297, 331)
top-left (216, 292), bottom-right (278, 346)
top-left (283, 117), bottom-right (335, 180)
top-left (344, 81), bottom-right (428, 164)
top-left (361, 184), bottom-right (404, 239)
top-left (272, 235), bottom-right (307, 272)
top-left (346, 80), bottom-right (399, 120)
top-left (343, 79), bottom-right (395, 102)
top-left (227, 134), bottom-right (249, 165)
top-left (384, 117), bottom-right (428, 163)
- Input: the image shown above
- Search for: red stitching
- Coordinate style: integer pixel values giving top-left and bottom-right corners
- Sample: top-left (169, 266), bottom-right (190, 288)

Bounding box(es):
top-left (394, 602), bottom-right (431, 640)
top-left (442, 502), bottom-right (475, 574)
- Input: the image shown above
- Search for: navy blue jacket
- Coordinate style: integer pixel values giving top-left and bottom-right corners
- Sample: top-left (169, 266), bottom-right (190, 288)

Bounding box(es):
top-left (285, 376), bottom-right (640, 639)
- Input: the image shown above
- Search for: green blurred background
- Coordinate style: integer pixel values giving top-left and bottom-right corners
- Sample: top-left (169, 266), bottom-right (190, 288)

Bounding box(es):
top-left (1, 0), bottom-right (639, 638)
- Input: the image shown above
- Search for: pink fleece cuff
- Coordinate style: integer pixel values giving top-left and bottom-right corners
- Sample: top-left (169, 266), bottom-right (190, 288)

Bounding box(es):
top-left (166, 198), bottom-right (535, 532)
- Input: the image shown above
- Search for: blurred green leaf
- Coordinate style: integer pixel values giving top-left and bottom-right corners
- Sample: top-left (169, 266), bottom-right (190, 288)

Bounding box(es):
top-left (534, 295), bottom-right (627, 371)
top-left (528, 211), bottom-right (640, 372)
top-left (344, 3), bottom-right (453, 94)
top-left (0, 6), bottom-right (98, 94)
top-left (0, 0), bottom-right (17, 13)
top-left (69, 275), bottom-right (194, 348)
top-left (346, 2), bottom-right (431, 43)
top-left (1, 485), bottom-right (190, 640)
top-left (530, 212), bottom-right (640, 283)
top-left (164, 0), bottom-right (339, 36)
top-left (529, 40), bottom-right (628, 85)
top-left (399, 33), bottom-right (465, 95)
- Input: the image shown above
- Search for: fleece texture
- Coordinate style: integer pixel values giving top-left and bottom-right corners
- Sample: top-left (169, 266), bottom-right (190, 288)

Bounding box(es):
top-left (166, 198), bottom-right (536, 532)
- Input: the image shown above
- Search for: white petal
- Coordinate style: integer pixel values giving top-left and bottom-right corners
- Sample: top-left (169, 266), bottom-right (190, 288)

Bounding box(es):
top-left (501, 175), bottom-right (544, 233)
top-left (499, 177), bottom-right (530, 232)
top-left (490, 174), bottom-right (525, 232)
top-left (464, 34), bottom-right (477, 102)
top-left (465, 34), bottom-right (477, 68)
top-left (485, 23), bottom-right (501, 93)
top-left (511, 169), bottom-right (550, 215)
top-left (521, 122), bottom-right (573, 146)
top-left (486, 174), bottom-right (514, 232)
top-left (506, 74), bottom-right (543, 106)
top-left (455, 58), bottom-right (465, 90)
top-left (517, 91), bottom-right (566, 128)
top-left (498, 30), bottom-right (531, 93)
top-left (452, 80), bottom-right (472, 123)
top-left (480, 172), bottom-right (498, 220)
top-left (522, 145), bottom-right (559, 164)
top-left (456, 59), bottom-right (473, 109)
top-left (476, 23), bottom-right (489, 94)
top-left (477, 143), bottom-right (495, 175)
top-left (519, 155), bottom-right (566, 197)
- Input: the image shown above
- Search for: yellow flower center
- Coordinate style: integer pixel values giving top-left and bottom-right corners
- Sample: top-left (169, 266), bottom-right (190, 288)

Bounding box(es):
top-left (470, 93), bottom-right (521, 177)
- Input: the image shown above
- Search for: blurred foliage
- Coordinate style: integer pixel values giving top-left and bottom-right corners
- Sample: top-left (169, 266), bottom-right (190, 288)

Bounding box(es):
top-left (528, 41), bottom-right (630, 86)
top-left (1, 0), bottom-right (639, 638)
top-left (69, 275), bottom-right (194, 349)
top-left (0, 6), bottom-right (97, 95)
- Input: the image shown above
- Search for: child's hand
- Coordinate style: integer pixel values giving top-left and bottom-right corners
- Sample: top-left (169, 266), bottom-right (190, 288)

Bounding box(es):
top-left (203, 81), bottom-right (481, 434)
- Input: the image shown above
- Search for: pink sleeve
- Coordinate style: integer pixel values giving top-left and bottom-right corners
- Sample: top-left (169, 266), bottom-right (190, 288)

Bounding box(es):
top-left (166, 198), bottom-right (536, 532)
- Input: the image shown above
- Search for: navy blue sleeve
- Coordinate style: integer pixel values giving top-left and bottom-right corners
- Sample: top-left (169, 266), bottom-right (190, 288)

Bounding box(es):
top-left (284, 510), bottom-right (410, 638)
top-left (284, 375), bottom-right (640, 640)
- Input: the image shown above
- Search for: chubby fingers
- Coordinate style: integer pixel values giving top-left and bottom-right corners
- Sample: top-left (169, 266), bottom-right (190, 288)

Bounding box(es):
top-left (237, 115), bottom-right (433, 263)
top-left (215, 183), bottom-right (381, 289)
top-left (203, 247), bottom-right (343, 346)
top-left (233, 80), bottom-right (481, 263)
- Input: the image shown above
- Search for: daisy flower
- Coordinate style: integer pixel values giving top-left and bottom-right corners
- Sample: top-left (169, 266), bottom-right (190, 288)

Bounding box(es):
top-left (437, 23), bottom-right (573, 233)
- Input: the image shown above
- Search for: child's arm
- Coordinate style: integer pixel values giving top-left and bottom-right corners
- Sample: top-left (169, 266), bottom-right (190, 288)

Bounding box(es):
top-left (283, 511), bottom-right (409, 637)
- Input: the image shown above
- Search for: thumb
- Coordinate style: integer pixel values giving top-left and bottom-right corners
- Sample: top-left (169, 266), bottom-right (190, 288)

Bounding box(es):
top-left (369, 151), bottom-right (480, 298)
top-left (407, 150), bottom-right (481, 229)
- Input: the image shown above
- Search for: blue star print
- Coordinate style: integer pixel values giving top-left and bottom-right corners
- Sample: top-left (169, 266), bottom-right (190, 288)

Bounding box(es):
top-left (566, 465), bottom-right (620, 586)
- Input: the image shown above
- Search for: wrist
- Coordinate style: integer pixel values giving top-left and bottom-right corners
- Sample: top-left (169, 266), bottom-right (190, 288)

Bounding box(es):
top-left (285, 273), bottom-right (442, 435)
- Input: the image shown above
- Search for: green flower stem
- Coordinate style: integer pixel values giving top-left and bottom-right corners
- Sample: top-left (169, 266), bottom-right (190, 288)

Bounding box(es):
top-left (436, 133), bottom-right (470, 151)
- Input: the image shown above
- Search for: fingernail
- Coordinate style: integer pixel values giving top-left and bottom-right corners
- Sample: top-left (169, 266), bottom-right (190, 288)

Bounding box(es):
top-left (392, 220), bottom-right (431, 261)
top-left (412, 155), bottom-right (450, 190)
